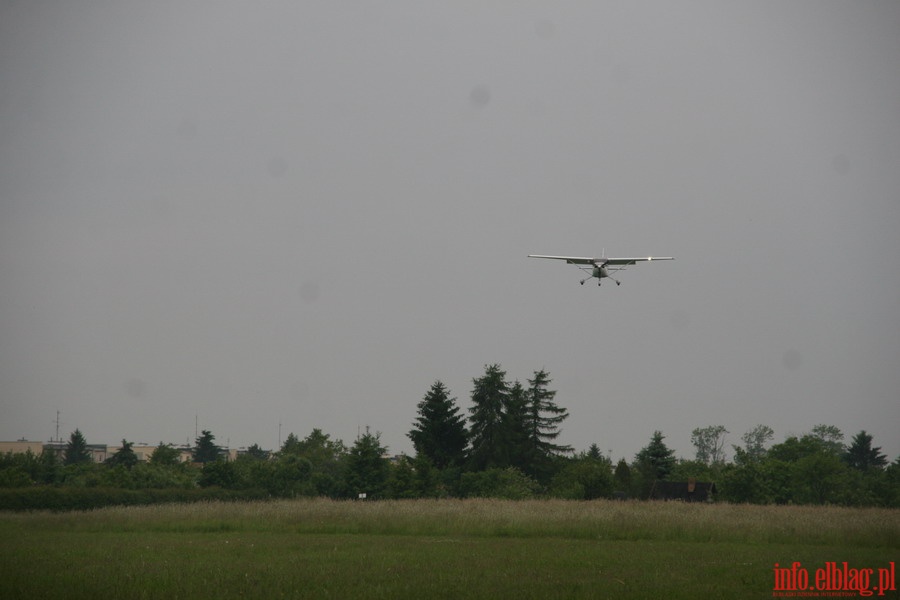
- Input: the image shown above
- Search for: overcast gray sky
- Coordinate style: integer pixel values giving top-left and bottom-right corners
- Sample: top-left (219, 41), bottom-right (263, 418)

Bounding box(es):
top-left (2, 1), bottom-right (898, 463)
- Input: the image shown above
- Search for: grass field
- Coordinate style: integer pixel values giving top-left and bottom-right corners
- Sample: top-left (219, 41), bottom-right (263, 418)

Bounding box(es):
top-left (1, 499), bottom-right (897, 599)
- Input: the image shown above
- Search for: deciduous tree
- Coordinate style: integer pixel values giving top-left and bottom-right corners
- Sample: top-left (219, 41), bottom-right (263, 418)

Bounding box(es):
top-left (199, 459), bottom-right (236, 488)
top-left (691, 425), bottom-right (728, 465)
top-left (734, 424), bottom-right (774, 463)
top-left (279, 433), bottom-right (302, 455)
top-left (244, 443), bottom-right (270, 461)
top-left (809, 424), bottom-right (845, 456)
top-left (149, 442), bottom-right (182, 466)
top-left (549, 454), bottom-right (613, 500)
top-left (278, 429), bottom-right (346, 497)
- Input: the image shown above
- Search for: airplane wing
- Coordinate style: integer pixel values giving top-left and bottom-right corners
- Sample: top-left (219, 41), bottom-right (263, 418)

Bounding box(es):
top-left (528, 255), bottom-right (674, 265)
top-left (527, 255), bottom-right (598, 265)
top-left (604, 256), bottom-right (674, 265)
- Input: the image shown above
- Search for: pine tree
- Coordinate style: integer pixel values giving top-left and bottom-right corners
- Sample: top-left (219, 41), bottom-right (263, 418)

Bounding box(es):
top-left (408, 381), bottom-right (468, 469)
top-left (64, 429), bottom-right (92, 465)
top-left (468, 364), bottom-right (509, 470)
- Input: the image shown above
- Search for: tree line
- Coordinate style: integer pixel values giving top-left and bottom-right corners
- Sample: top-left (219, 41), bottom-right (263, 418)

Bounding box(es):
top-left (1, 364), bottom-right (897, 507)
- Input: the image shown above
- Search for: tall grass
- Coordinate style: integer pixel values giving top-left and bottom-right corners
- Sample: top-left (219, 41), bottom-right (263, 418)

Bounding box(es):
top-left (2, 500), bottom-right (895, 599)
top-left (4, 498), bottom-right (896, 547)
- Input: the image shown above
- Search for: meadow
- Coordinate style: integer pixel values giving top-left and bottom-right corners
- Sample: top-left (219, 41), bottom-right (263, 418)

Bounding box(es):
top-left (1, 498), bottom-right (897, 599)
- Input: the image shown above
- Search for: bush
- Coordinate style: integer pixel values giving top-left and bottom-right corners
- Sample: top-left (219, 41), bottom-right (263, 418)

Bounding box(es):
top-left (0, 467), bottom-right (33, 488)
top-left (548, 459), bottom-right (613, 500)
top-left (458, 467), bottom-right (539, 500)
top-left (0, 486), bottom-right (270, 512)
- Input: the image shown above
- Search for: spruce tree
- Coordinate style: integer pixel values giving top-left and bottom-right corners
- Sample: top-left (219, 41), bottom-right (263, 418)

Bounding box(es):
top-left (192, 430), bottom-right (220, 464)
top-left (408, 381), bottom-right (468, 469)
top-left (524, 369), bottom-right (571, 459)
top-left (468, 364), bottom-right (509, 470)
top-left (501, 380), bottom-right (530, 471)
top-left (634, 430), bottom-right (676, 481)
top-left (38, 444), bottom-right (60, 484)
top-left (106, 439), bottom-right (138, 469)
top-left (844, 430), bottom-right (888, 471)
top-left (345, 429), bottom-right (388, 498)
top-left (64, 429), bottom-right (92, 465)
top-left (613, 458), bottom-right (632, 490)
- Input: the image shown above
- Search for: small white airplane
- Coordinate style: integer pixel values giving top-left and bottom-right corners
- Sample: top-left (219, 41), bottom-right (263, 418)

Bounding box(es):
top-left (529, 254), bottom-right (674, 286)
